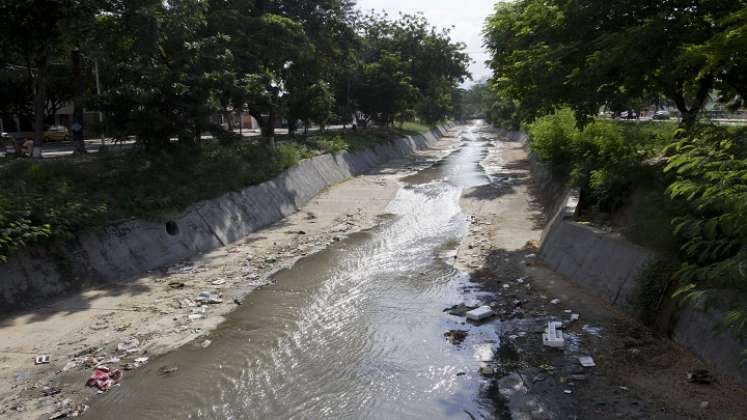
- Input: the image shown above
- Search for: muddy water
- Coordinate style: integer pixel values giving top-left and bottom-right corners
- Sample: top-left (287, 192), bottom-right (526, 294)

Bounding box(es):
top-left (87, 124), bottom-right (501, 419)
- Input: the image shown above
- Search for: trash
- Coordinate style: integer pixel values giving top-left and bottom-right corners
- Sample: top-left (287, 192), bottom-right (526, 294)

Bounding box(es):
top-left (189, 306), bottom-right (208, 320)
top-left (117, 337), bottom-right (141, 354)
top-left (550, 298), bottom-right (560, 305)
top-left (563, 389), bottom-right (573, 394)
top-left (35, 355), bottom-right (51, 365)
top-left (687, 369), bottom-right (714, 384)
top-left (134, 357), bottom-right (149, 364)
top-left (15, 371), bottom-right (31, 382)
top-left (49, 404), bottom-right (88, 419)
top-left (85, 366), bottom-right (122, 392)
top-left (479, 365), bottom-right (495, 376)
top-left (196, 291), bottom-right (223, 304)
top-left (700, 401), bottom-right (710, 409)
top-left (515, 276), bottom-right (528, 284)
top-left (41, 386), bottom-right (62, 397)
top-left (542, 321), bottom-right (565, 348)
top-left (578, 356), bottom-right (596, 367)
top-left (569, 313), bottom-right (580, 322)
top-left (233, 298), bottom-right (242, 305)
top-left (443, 303), bottom-right (478, 316)
top-left (444, 330), bottom-right (469, 345)
top-left (200, 339), bottom-right (212, 349)
top-left (158, 366), bottom-right (179, 376)
top-left (466, 306), bottom-right (496, 322)
top-left (211, 279), bottom-right (226, 286)
top-left (62, 361), bottom-right (78, 372)
top-left (168, 282), bottom-right (186, 289)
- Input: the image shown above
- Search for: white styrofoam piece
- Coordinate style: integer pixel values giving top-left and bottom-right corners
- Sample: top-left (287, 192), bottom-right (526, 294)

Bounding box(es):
top-left (542, 321), bottom-right (565, 348)
top-left (578, 356), bottom-right (596, 367)
top-left (466, 306), bottom-right (496, 321)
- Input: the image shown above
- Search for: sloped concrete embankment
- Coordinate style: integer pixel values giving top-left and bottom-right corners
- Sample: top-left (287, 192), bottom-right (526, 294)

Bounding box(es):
top-left (0, 126), bottom-right (451, 311)
top-left (498, 128), bottom-right (747, 386)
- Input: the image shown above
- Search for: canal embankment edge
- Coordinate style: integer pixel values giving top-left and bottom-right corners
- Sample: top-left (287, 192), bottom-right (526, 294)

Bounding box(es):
top-left (0, 126), bottom-right (452, 312)
top-left (495, 128), bottom-right (747, 386)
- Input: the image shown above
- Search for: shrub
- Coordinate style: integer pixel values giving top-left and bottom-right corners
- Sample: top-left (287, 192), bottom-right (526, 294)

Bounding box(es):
top-left (571, 120), bottom-right (640, 210)
top-left (526, 108), bottom-right (577, 172)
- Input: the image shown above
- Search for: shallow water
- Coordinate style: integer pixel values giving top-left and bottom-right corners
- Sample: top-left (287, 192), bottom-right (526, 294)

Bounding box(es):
top-left (86, 123), bottom-right (502, 420)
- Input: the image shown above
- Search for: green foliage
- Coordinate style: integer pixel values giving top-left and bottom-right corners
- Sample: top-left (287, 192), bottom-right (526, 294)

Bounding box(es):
top-left (664, 126), bottom-right (747, 340)
top-left (572, 121), bottom-right (640, 211)
top-left (527, 110), bottom-right (648, 211)
top-left (525, 108), bottom-right (576, 171)
top-left (483, 0), bottom-right (746, 127)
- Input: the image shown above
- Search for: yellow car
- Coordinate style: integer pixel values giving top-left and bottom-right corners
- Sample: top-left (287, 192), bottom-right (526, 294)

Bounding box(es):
top-left (43, 126), bottom-right (70, 142)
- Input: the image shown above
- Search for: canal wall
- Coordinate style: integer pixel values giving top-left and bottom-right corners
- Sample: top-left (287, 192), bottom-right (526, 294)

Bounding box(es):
top-left (497, 128), bottom-right (747, 386)
top-left (0, 126), bottom-right (452, 311)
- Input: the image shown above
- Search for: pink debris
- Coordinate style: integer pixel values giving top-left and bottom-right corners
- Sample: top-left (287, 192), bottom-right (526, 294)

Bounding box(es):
top-left (85, 366), bottom-right (122, 392)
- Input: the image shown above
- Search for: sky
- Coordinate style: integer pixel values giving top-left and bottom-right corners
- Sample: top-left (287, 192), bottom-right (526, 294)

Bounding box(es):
top-left (355, 0), bottom-right (498, 86)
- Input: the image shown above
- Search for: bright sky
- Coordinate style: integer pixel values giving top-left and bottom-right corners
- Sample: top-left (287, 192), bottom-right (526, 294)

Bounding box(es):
top-left (355, 0), bottom-right (498, 86)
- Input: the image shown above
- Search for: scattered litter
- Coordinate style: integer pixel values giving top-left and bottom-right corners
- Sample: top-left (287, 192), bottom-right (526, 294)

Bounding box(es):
top-left (619, 386), bottom-right (629, 391)
top-left (117, 338), bottom-right (140, 354)
top-left (542, 321), bottom-right (565, 348)
top-left (201, 340), bottom-right (213, 349)
top-left (564, 309), bottom-right (572, 314)
top-left (168, 282), bottom-right (186, 289)
top-left (700, 401), bottom-right (710, 409)
top-left (570, 313), bottom-right (580, 322)
top-left (688, 369), bottom-right (714, 384)
top-left (211, 279), bottom-right (226, 286)
top-left (502, 284), bottom-right (510, 289)
top-left (578, 356), bottom-right (596, 367)
top-left (196, 291), bottom-right (223, 304)
top-left (49, 403), bottom-right (88, 419)
top-left (41, 386), bottom-right (62, 397)
top-left (466, 306), bottom-right (496, 322)
top-left (563, 389), bottom-right (573, 395)
top-left (479, 365), bottom-right (495, 376)
top-left (159, 366), bottom-right (179, 376)
top-left (62, 361), bottom-right (78, 372)
top-left (85, 366), bottom-right (122, 392)
top-left (233, 298), bottom-right (243, 305)
top-left (444, 330), bottom-right (469, 345)
top-left (443, 303), bottom-right (478, 316)
top-left (35, 355), bottom-right (51, 365)
top-left (550, 299), bottom-right (560, 305)
top-left (515, 276), bottom-right (528, 284)
top-left (134, 357), bottom-right (149, 364)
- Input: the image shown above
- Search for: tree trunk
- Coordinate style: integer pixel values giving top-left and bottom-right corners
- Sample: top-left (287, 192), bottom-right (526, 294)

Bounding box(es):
top-left (71, 48), bottom-right (87, 155)
top-left (671, 74), bottom-right (714, 132)
top-left (261, 110), bottom-right (276, 148)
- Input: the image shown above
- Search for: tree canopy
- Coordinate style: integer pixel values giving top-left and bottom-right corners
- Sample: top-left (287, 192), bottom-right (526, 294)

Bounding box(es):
top-left (483, 0), bottom-right (747, 127)
top-left (0, 0), bottom-right (471, 150)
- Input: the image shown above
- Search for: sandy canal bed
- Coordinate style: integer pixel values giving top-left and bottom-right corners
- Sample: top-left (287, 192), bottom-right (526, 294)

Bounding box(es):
top-left (2, 122), bottom-right (746, 419)
top-left (453, 127), bottom-right (747, 419)
top-left (0, 132), bottom-right (460, 419)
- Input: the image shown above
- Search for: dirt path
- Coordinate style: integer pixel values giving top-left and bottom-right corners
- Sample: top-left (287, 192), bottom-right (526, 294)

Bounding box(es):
top-left (0, 133), bottom-right (459, 420)
top-left (453, 127), bottom-right (747, 419)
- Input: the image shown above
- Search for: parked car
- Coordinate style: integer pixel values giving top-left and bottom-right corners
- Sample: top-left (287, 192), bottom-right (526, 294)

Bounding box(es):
top-left (43, 125), bottom-right (70, 142)
top-left (653, 110), bottom-right (671, 120)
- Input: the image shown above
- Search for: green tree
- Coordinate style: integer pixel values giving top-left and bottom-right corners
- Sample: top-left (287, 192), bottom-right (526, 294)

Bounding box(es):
top-left (483, 0), bottom-right (746, 128)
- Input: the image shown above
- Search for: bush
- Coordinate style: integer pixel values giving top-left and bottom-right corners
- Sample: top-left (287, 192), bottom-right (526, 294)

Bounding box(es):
top-left (526, 108), bottom-right (577, 172)
top-left (571, 121), bottom-right (640, 210)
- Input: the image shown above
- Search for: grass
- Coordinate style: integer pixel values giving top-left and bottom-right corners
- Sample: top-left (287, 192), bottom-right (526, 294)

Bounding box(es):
top-left (0, 124), bottom-right (433, 261)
